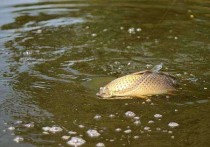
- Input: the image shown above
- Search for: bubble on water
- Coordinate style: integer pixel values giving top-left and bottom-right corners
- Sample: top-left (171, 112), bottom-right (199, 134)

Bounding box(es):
top-left (120, 27), bottom-right (124, 30)
top-left (49, 126), bottom-right (63, 133)
top-left (24, 122), bottom-right (34, 128)
top-left (196, 99), bottom-right (209, 104)
top-left (96, 142), bottom-right (105, 147)
top-left (154, 114), bottom-right (162, 119)
top-left (109, 114), bottom-right (115, 118)
top-left (36, 29), bottom-right (42, 34)
top-left (162, 130), bottom-right (168, 133)
top-left (128, 28), bottom-right (135, 34)
top-left (134, 116), bottom-right (140, 120)
top-left (67, 137), bottom-right (86, 146)
top-left (176, 73), bottom-right (182, 77)
top-left (42, 126), bottom-right (51, 132)
top-left (146, 64), bottom-right (152, 68)
top-left (94, 114), bottom-right (102, 120)
top-left (103, 29), bottom-right (108, 32)
top-left (188, 77), bottom-right (198, 82)
top-left (168, 131), bottom-right (173, 134)
top-left (175, 109), bottom-right (178, 112)
top-left (115, 128), bottom-right (122, 132)
top-left (144, 126), bottom-right (150, 131)
top-left (124, 129), bottom-right (132, 134)
top-left (87, 129), bottom-right (100, 138)
top-left (146, 99), bottom-right (151, 102)
top-left (140, 130), bottom-right (144, 134)
top-left (136, 28), bottom-right (142, 32)
top-left (133, 120), bottom-right (141, 126)
top-left (174, 36), bottom-right (178, 40)
top-left (91, 33), bottom-right (97, 37)
top-left (185, 101), bottom-right (194, 105)
top-left (171, 136), bottom-right (175, 139)
top-left (110, 139), bottom-right (114, 142)
top-left (190, 14), bottom-right (194, 18)
top-left (43, 131), bottom-right (49, 135)
top-left (13, 136), bottom-right (24, 143)
top-left (68, 131), bottom-right (77, 135)
top-left (8, 127), bottom-right (15, 131)
top-left (125, 111), bottom-right (136, 118)
top-left (79, 125), bottom-right (85, 128)
top-left (133, 136), bottom-right (140, 139)
top-left (126, 46), bottom-right (131, 49)
top-left (168, 122), bottom-right (179, 128)
top-left (142, 102), bottom-right (145, 104)
top-left (204, 87), bottom-right (207, 90)
top-left (14, 120), bottom-right (22, 124)
top-left (148, 120), bottom-right (154, 124)
top-left (62, 136), bottom-right (70, 140)
top-left (156, 127), bottom-right (161, 131)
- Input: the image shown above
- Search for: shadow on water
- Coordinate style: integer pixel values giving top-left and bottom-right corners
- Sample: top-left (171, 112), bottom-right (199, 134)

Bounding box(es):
top-left (0, 0), bottom-right (210, 146)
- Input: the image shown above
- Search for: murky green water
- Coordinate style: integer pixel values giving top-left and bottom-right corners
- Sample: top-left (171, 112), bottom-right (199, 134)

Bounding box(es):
top-left (0, 0), bottom-right (210, 146)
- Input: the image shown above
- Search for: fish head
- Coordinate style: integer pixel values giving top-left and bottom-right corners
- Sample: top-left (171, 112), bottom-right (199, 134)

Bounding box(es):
top-left (96, 87), bottom-right (113, 98)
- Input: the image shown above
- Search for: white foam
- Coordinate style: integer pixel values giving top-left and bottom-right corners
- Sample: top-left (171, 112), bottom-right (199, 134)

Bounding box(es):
top-left (128, 28), bottom-right (135, 34)
top-left (148, 120), bottom-right (154, 124)
top-left (115, 128), bottom-right (122, 132)
top-left (125, 111), bottom-right (136, 118)
top-left (79, 125), bottom-right (85, 128)
top-left (14, 120), bottom-right (22, 124)
top-left (134, 120), bottom-right (141, 126)
top-left (8, 127), bottom-right (15, 131)
top-left (96, 142), bottom-right (105, 147)
top-left (87, 129), bottom-right (100, 138)
top-left (68, 131), bottom-right (77, 135)
top-left (24, 122), bottom-right (34, 128)
top-left (42, 126), bottom-right (51, 131)
top-left (124, 129), bottom-right (132, 134)
top-left (144, 126), bottom-right (150, 131)
top-left (109, 114), bottom-right (115, 118)
top-left (154, 114), bottom-right (162, 119)
top-left (67, 137), bottom-right (86, 146)
top-left (94, 114), bottom-right (102, 120)
top-left (13, 136), bottom-right (24, 143)
top-left (62, 136), bottom-right (70, 140)
top-left (49, 126), bottom-right (63, 133)
top-left (168, 122), bottom-right (179, 128)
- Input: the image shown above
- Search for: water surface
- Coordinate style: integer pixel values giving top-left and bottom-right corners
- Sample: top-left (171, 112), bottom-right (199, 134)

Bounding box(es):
top-left (0, 0), bottom-right (210, 146)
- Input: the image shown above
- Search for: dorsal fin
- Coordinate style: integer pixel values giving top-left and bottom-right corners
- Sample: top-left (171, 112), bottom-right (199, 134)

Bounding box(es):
top-left (131, 70), bottom-right (151, 75)
top-left (151, 63), bottom-right (163, 73)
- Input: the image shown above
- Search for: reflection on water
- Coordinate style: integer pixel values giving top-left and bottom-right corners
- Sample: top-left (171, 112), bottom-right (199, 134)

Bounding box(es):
top-left (0, 0), bottom-right (210, 146)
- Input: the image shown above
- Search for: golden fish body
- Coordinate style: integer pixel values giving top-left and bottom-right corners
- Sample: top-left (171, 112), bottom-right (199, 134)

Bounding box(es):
top-left (97, 70), bottom-right (177, 99)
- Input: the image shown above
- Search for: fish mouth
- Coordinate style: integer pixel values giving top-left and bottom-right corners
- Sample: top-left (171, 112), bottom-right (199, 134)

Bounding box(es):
top-left (96, 92), bottom-right (112, 98)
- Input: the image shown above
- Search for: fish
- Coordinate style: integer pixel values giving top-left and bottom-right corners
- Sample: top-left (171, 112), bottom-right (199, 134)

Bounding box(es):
top-left (96, 64), bottom-right (177, 99)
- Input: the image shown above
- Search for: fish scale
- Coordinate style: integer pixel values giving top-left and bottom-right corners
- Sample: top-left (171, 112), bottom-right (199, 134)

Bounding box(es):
top-left (97, 70), bottom-right (177, 99)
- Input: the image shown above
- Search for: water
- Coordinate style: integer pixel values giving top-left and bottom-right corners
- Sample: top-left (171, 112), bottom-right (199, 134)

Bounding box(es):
top-left (0, 0), bottom-right (210, 146)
